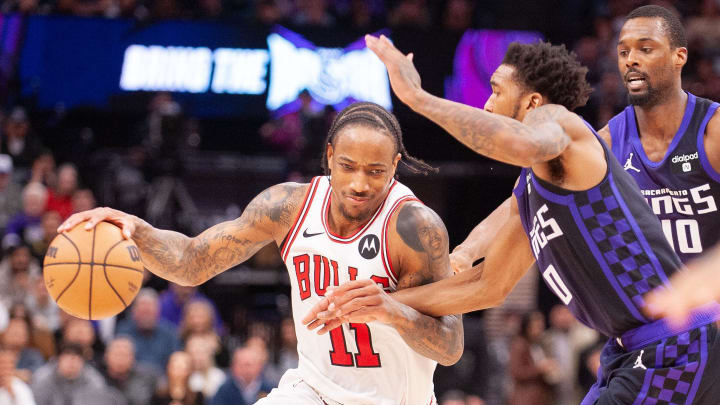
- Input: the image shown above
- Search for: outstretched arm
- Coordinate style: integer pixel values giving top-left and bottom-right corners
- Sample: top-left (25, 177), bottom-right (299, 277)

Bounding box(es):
top-left (303, 201), bottom-right (464, 366)
top-left (307, 197), bottom-right (533, 321)
top-left (58, 183), bottom-right (308, 286)
top-left (366, 34), bottom-right (571, 167)
top-left (391, 197), bottom-right (535, 316)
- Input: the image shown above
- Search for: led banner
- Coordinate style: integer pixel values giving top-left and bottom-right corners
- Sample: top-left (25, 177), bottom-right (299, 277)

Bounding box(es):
top-left (445, 29), bottom-right (543, 109)
top-left (18, 16), bottom-right (391, 117)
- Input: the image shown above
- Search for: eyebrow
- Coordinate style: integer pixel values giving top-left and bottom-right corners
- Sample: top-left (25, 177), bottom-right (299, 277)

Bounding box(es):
top-left (337, 156), bottom-right (387, 167)
top-left (617, 37), bottom-right (658, 46)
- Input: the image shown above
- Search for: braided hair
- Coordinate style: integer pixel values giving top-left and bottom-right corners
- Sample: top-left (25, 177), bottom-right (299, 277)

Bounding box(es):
top-left (320, 102), bottom-right (437, 176)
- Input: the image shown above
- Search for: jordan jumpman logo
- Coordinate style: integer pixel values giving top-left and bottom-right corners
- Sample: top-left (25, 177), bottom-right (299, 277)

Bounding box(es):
top-left (624, 153), bottom-right (641, 173)
top-left (633, 349), bottom-right (647, 370)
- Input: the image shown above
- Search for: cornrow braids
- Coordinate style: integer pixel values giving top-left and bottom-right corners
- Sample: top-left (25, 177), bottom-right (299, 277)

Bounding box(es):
top-left (320, 102), bottom-right (437, 176)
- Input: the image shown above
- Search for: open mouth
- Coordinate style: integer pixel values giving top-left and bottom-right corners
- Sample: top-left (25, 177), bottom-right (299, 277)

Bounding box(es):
top-left (625, 72), bottom-right (647, 91)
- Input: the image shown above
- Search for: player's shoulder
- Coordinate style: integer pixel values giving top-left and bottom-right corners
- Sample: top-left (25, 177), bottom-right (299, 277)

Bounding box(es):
top-left (525, 104), bottom-right (592, 142)
top-left (596, 124), bottom-right (612, 147)
top-left (251, 181), bottom-right (313, 230)
top-left (705, 106), bottom-right (720, 139)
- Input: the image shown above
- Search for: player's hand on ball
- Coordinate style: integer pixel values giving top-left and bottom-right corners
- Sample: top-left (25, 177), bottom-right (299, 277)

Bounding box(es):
top-left (365, 34), bottom-right (422, 108)
top-left (449, 250), bottom-right (473, 274)
top-left (303, 279), bottom-right (402, 334)
top-left (58, 207), bottom-right (137, 239)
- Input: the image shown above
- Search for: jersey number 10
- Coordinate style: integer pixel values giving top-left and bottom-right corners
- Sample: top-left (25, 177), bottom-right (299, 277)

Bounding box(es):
top-left (329, 324), bottom-right (381, 368)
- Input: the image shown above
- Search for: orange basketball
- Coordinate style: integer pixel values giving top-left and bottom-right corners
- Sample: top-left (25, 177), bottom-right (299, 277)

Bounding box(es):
top-left (43, 221), bottom-right (144, 320)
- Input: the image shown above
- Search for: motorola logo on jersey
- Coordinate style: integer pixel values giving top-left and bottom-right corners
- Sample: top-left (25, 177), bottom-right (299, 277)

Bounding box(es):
top-left (358, 234), bottom-right (380, 259)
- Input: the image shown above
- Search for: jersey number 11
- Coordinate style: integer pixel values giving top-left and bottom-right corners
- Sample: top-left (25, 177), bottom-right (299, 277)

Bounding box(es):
top-left (329, 324), bottom-right (381, 367)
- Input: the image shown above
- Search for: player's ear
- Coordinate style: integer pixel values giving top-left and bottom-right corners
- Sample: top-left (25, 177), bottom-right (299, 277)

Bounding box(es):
top-left (527, 92), bottom-right (543, 110)
top-left (673, 46), bottom-right (688, 70)
top-left (326, 143), bottom-right (334, 167)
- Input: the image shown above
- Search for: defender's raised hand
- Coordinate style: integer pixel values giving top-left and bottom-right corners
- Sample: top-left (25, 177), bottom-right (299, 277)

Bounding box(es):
top-left (365, 34), bottom-right (422, 108)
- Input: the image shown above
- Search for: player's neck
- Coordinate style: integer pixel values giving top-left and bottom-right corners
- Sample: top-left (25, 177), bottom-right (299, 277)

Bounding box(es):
top-left (633, 87), bottom-right (687, 143)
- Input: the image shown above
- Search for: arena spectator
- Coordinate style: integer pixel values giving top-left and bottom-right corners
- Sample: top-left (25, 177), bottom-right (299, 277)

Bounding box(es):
top-left (151, 351), bottom-right (203, 405)
top-left (211, 345), bottom-right (273, 405)
top-left (0, 154), bottom-right (23, 234)
top-left (62, 318), bottom-right (104, 368)
top-left (273, 317), bottom-right (297, 379)
top-left (441, 0), bottom-right (475, 31)
top-left (116, 288), bottom-right (180, 374)
top-left (32, 343), bottom-right (124, 405)
top-left (2, 182), bottom-right (47, 250)
top-left (0, 244), bottom-right (41, 308)
top-left (160, 283), bottom-right (222, 333)
top-left (186, 333), bottom-right (225, 400)
top-left (29, 210), bottom-right (61, 261)
top-left (508, 311), bottom-right (559, 405)
top-left (103, 336), bottom-right (158, 405)
top-left (543, 305), bottom-right (598, 405)
top-left (388, 0), bottom-right (431, 28)
top-left (25, 276), bottom-right (61, 333)
top-left (1, 317), bottom-right (44, 383)
top-left (0, 107), bottom-right (44, 177)
top-left (71, 188), bottom-right (97, 214)
top-left (46, 163), bottom-right (78, 220)
top-left (0, 342), bottom-right (35, 405)
top-left (28, 152), bottom-right (56, 190)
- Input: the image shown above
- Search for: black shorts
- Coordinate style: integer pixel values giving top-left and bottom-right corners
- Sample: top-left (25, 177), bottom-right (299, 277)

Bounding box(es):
top-left (581, 322), bottom-right (720, 404)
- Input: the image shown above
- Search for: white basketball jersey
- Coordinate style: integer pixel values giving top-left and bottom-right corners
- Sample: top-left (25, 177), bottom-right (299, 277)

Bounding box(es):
top-left (280, 176), bottom-right (437, 405)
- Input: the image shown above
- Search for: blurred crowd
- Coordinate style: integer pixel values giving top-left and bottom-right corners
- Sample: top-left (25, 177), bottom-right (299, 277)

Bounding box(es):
top-left (2, 0), bottom-right (720, 405)
top-left (0, 0), bottom-right (478, 31)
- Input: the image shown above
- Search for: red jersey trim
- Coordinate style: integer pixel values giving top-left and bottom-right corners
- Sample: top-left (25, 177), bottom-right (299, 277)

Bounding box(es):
top-left (321, 179), bottom-right (398, 244)
top-left (381, 196), bottom-right (420, 284)
top-left (281, 177), bottom-right (321, 261)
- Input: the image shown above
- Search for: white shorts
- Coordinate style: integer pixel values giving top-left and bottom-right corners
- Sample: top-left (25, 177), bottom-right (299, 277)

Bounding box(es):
top-left (255, 369), bottom-right (342, 405)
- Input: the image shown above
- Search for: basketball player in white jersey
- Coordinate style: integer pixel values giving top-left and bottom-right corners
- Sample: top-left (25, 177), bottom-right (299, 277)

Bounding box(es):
top-left (58, 102), bottom-right (463, 405)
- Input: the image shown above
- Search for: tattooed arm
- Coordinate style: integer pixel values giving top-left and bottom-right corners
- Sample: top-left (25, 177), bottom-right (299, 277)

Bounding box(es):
top-left (366, 34), bottom-right (572, 167)
top-left (302, 201), bottom-right (463, 366)
top-left (58, 183), bottom-right (308, 286)
top-left (389, 202), bottom-right (464, 365)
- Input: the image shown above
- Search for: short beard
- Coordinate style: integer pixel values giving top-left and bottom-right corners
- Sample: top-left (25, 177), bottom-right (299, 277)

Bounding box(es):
top-left (511, 102), bottom-right (521, 120)
top-left (627, 81), bottom-right (668, 108)
top-left (337, 200), bottom-right (372, 223)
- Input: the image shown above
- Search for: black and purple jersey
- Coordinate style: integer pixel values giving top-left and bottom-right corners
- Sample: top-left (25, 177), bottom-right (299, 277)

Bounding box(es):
top-left (608, 93), bottom-right (720, 263)
top-left (514, 121), bottom-right (694, 338)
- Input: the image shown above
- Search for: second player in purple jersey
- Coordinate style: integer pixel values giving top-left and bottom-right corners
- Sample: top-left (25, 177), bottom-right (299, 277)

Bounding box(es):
top-left (607, 92), bottom-right (720, 263)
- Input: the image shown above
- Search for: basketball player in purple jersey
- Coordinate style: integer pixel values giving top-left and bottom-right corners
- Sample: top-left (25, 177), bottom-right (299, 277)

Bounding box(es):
top-left (595, 5), bottom-right (720, 326)
top-left (305, 36), bottom-right (720, 403)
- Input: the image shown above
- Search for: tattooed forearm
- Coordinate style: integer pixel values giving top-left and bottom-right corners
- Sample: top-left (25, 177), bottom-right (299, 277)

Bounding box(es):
top-left (392, 202), bottom-right (463, 365)
top-left (133, 182), bottom-right (307, 286)
top-left (413, 93), bottom-right (571, 167)
top-left (395, 310), bottom-right (463, 366)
